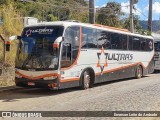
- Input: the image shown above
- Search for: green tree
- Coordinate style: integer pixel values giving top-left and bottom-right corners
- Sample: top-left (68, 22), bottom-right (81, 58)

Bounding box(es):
top-left (97, 2), bottom-right (124, 28)
top-left (0, 0), bottom-right (10, 5)
top-left (47, 14), bottom-right (59, 21)
top-left (123, 15), bottom-right (150, 35)
top-left (123, 15), bottom-right (141, 30)
top-left (12, 0), bottom-right (88, 22)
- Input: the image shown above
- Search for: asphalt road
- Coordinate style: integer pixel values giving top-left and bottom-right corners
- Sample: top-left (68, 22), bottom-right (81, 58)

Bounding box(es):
top-left (1, 72), bottom-right (160, 120)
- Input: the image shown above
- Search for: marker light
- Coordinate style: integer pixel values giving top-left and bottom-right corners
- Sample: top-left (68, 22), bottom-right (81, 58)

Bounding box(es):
top-left (15, 73), bottom-right (22, 78)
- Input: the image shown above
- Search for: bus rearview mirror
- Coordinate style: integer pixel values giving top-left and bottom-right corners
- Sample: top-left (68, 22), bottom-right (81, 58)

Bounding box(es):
top-left (53, 43), bottom-right (59, 49)
top-left (53, 36), bottom-right (64, 49)
top-left (6, 35), bottom-right (21, 51)
top-left (9, 35), bottom-right (17, 41)
top-left (9, 35), bottom-right (21, 41)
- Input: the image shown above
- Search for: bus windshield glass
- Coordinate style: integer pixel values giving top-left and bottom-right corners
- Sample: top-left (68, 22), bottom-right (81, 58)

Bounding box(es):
top-left (15, 26), bottom-right (64, 70)
top-left (154, 41), bottom-right (160, 52)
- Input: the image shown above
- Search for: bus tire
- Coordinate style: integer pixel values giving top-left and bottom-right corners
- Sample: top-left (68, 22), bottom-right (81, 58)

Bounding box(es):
top-left (135, 65), bottom-right (143, 79)
top-left (81, 70), bottom-right (91, 89)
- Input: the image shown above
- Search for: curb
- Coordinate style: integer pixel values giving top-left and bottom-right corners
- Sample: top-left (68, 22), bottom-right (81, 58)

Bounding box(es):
top-left (0, 86), bottom-right (21, 93)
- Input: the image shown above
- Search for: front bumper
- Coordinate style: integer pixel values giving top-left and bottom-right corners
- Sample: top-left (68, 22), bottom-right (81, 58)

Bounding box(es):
top-left (15, 77), bottom-right (59, 89)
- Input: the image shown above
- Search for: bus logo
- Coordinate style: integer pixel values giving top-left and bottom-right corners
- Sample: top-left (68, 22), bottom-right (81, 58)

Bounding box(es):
top-left (25, 29), bottom-right (32, 37)
top-left (97, 47), bottom-right (108, 74)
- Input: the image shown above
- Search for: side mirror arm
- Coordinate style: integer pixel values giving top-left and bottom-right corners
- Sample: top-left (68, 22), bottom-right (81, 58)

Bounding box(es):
top-left (6, 35), bottom-right (21, 51)
top-left (0, 34), bottom-right (5, 43)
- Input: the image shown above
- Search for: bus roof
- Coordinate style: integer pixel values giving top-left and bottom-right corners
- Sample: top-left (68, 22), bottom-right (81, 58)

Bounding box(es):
top-left (152, 33), bottom-right (160, 41)
top-left (25, 21), bottom-right (153, 39)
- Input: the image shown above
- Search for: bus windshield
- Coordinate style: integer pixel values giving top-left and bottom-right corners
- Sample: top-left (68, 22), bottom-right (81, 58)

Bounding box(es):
top-left (15, 26), bottom-right (64, 70)
top-left (154, 41), bottom-right (160, 52)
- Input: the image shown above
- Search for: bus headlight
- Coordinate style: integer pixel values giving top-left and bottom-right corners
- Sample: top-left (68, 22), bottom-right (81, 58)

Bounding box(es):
top-left (43, 76), bottom-right (57, 80)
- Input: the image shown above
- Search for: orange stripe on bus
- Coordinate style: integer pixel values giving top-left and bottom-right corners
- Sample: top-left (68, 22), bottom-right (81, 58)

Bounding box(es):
top-left (93, 24), bottom-right (130, 33)
top-left (95, 59), bottom-right (153, 76)
top-left (61, 26), bottom-right (82, 70)
top-left (16, 71), bottom-right (60, 80)
top-left (95, 63), bottom-right (138, 76)
top-left (60, 77), bottom-right (80, 82)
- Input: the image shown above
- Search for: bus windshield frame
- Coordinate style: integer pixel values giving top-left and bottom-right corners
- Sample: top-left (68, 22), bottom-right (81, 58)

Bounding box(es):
top-left (15, 25), bottom-right (64, 71)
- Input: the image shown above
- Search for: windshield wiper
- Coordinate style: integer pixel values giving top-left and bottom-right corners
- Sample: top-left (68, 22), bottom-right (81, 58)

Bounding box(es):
top-left (22, 47), bottom-right (44, 68)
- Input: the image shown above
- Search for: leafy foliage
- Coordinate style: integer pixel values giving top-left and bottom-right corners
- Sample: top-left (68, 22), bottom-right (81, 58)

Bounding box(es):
top-left (123, 15), bottom-right (149, 34)
top-left (0, 0), bottom-right (88, 66)
top-left (0, 4), bottom-right (22, 65)
top-left (0, 0), bottom-right (10, 5)
top-left (0, 0), bottom-right (157, 64)
top-left (97, 2), bottom-right (124, 28)
top-left (13, 0), bottom-right (88, 22)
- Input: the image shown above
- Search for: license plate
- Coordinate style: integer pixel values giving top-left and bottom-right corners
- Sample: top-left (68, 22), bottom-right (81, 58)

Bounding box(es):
top-left (28, 82), bottom-right (35, 86)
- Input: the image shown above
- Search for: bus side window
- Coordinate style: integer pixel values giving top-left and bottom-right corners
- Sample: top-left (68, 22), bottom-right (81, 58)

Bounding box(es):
top-left (122, 35), bottom-right (128, 50)
top-left (157, 42), bottom-right (160, 51)
top-left (141, 38), bottom-right (146, 51)
top-left (97, 30), bottom-right (111, 49)
top-left (110, 33), bottom-right (122, 49)
top-left (82, 27), bottom-right (97, 48)
top-left (154, 42), bottom-right (158, 51)
top-left (146, 39), bottom-right (153, 51)
top-left (132, 37), bottom-right (141, 51)
top-left (128, 36), bottom-right (133, 50)
top-left (154, 42), bottom-right (160, 51)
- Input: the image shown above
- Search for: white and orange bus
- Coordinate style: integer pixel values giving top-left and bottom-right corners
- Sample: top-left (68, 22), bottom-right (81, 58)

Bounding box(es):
top-left (154, 40), bottom-right (160, 70)
top-left (7, 21), bottom-right (154, 89)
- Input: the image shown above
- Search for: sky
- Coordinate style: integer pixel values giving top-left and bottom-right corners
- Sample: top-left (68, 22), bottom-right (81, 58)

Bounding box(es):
top-left (95, 0), bottom-right (160, 20)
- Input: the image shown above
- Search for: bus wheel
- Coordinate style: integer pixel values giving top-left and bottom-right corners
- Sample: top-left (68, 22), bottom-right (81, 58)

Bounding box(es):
top-left (136, 66), bottom-right (143, 79)
top-left (81, 70), bottom-right (90, 89)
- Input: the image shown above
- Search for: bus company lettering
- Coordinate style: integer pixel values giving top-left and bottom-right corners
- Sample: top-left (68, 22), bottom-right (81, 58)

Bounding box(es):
top-left (32, 28), bottom-right (53, 33)
top-left (106, 53), bottom-right (133, 61)
top-left (97, 51), bottom-right (133, 73)
top-left (25, 28), bottom-right (53, 37)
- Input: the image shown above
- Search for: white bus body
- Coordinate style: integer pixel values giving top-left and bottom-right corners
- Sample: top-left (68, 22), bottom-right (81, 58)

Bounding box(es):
top-left (152, 33), bottom-right (160, 71)
top-left (12, 21), bottom-right (154, 89)
top-left (23, 17), bottom-right (38, 27)
top-left (154, 41), bottom-right (160, 70)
